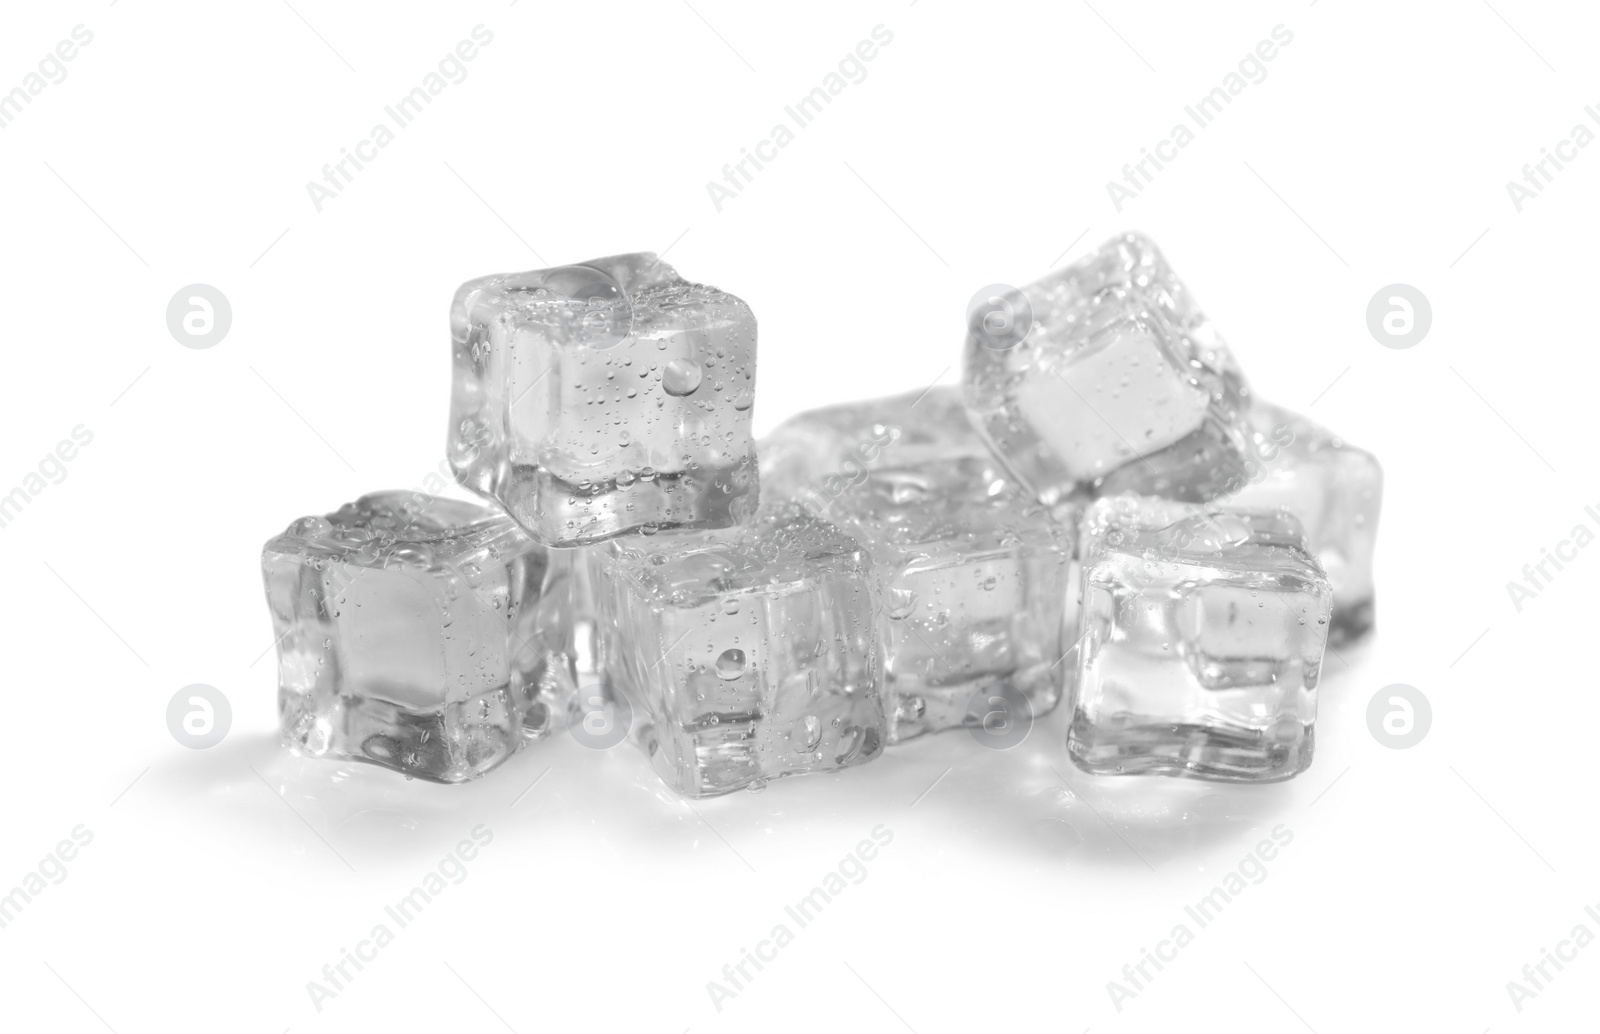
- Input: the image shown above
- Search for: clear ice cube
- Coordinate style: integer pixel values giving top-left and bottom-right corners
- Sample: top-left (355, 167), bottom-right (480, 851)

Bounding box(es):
top-left (963, 233), bottom-right (1251, 504)
top-left (448, 252), bottom-right (759, 547)
top-left (262, 492), bottom-right (567, 782)
top-left (795, 453), bottom-right (1072, 743)
top-left (511, 544), bottom-right (590, 734)
top-left (1068, 495), bottom-right (1331, 782)
top-left (758, 386), bottom-right (989, 503)
top-left (1224, 401), bottom-right (1383, 643)
top-left (590, 502), bottom-right (883, 797)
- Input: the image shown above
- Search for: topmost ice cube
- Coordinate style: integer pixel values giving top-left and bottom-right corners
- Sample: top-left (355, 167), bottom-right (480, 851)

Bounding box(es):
top-left (448, 253), bottom-right (760, 548)
top-left (964, 233), bottom-right (1252, 505)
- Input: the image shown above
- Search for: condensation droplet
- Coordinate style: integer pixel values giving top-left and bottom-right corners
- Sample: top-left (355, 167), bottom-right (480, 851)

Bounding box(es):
top-left (885, 587), bottom-right (919, 620)
top-left (715, 648), bottom-right (747, 680)
top-left (662, 358), bottom-right (703, 396)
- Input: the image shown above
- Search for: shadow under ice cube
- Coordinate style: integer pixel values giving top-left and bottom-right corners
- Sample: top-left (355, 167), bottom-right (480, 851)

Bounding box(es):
top-left (963, 233), bottom-right (1252, 504)
top-left (262, 492), bottom-right (566, 783)
top-left (1068, 496), bottom-right (1332, 782)
top-left (591, 503), bottom-right (883, 798)
top-left (447, 252), bottom-right (759, 547)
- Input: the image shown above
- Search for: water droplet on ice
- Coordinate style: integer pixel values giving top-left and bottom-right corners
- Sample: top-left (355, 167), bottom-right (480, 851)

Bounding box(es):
top-left (795, 714), bottom-right (822, 752)
top-left (291, 516), bottom-right (331, 538)
top-left (388, 544), bottom-right (434, 567)
top-left (885, 587), bottom-right (919, 620)
top-left (715, 648), bottom-right (747, 680)
top-left (663, 358), bottom-right (703, 396)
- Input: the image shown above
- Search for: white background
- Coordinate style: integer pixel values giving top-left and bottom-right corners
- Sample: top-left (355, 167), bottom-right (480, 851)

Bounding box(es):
top-left (1, 1), bottom-right (1596, 1031)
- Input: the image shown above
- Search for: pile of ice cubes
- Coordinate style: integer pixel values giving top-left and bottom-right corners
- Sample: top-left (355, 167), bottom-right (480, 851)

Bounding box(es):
top-left (262, 234), bottom-right (1382, 796)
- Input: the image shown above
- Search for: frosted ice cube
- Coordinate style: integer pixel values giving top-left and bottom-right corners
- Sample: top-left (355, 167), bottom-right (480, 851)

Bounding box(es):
top-left (964, 233), bottom-right (1251, 504)
top-left (800, 454), bottom-right (1072, 743)
top-left (1069, 495), bottom-right (1331, 782)
top-left (590, 502), bottom-right (883, 797)
top-left (758, 386), bottom-right (989, 503)
top-left (1224, 401), bottom-right (1383, 643)
top-left (262, 492), bottom-right (567, 783)
top-left (448, 252), bottom-right (759, 547)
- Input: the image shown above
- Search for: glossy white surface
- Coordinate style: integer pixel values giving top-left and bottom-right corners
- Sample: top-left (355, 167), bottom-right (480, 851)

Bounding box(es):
top-left (0, 2), bottom-right (1594, 1031)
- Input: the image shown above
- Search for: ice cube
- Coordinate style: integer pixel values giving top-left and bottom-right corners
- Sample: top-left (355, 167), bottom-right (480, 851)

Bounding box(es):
top-left (758, 386), bottom-right (989, 503)
top-left (964, 233), bottom-right (1251, 504)
top-left (1068, 495), bottom-right (1331, 782)
top-left (797, 453), bottom-right (1072, 743)
top-left (590, 502), bottom-right (883, 797)
top-left (1224, 401), bottom-right (1383, 643)
top-left (448, 252), bottom-right (759, 547)
top-left (262, 491), bottom-right (567, 782)
top-left (511, 545), bottom-right (591, 734)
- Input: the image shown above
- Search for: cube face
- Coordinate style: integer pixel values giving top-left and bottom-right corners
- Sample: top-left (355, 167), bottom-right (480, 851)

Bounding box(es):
top-left (963, 233), bottom-right (1252, 504)
top-left (758, 386), bottom-right (989, 503)
top-left (448, 252), bottom-right (759, 548)
top-left (262, 492), bottom-right (561, 783)
top-left (805, 456), bottom-right (1072, 743)
top-left (1226, 401), bottom-right (1383, 643)
top-left (508, 544), bottom-right (587, 738)
top-left (591, 503), bottom-right (883, 797)
top-left (1068, 497), bottom-right (1332, 782)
